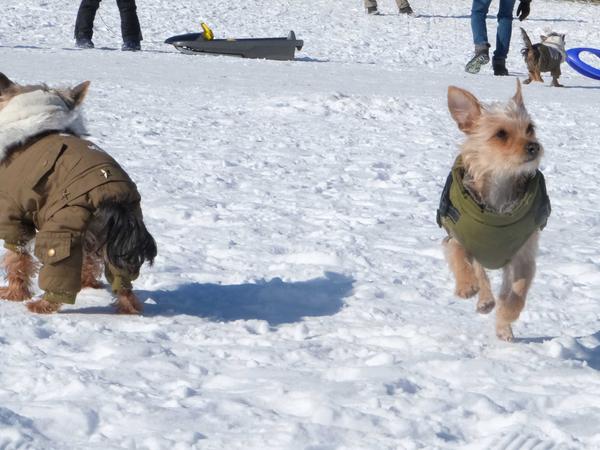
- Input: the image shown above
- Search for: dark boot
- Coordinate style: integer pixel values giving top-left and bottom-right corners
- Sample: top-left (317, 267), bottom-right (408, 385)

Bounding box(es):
top-left (75, 38), bottom-right (95, 49)
top-left (465, 44), bottom-right (490, 74)
top-left (399, 5), bottom-right (414, 15)
top-left (366, 6), bottom-right (379, 14)
top-left (493, 58), bottom-right (509, 76)
top-left (121, 40), bottom-right (141, 51)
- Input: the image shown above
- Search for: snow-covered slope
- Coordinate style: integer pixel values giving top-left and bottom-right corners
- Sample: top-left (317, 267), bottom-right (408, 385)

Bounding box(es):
top-left (1, 1), bottom-right (599, 448)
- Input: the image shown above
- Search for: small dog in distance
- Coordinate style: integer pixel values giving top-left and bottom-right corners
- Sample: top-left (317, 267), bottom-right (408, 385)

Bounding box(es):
top-left (521, 28), bottom-right (566, 87)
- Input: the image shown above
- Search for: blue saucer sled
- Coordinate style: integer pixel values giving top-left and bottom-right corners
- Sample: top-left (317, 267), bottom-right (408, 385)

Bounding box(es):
top-left (566, 47), bottom-right (600, 80)
top-left (165, 23), bottom-right (304, 61)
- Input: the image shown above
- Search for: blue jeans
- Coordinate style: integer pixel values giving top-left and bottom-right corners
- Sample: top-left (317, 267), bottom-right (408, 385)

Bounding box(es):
top-left (471, 0), bottom-right (516, 60)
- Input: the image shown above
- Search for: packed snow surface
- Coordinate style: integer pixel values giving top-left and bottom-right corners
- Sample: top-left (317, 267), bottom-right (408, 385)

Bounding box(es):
top-left (1, 0), bottom-right (600, 448)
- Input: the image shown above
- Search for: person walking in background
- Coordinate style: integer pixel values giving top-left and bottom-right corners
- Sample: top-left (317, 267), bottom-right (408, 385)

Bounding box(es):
top-left (74, 0), bottom-right (143, 51)
top-left (364, 0), bottom-right (414, 15)
top-left (465, 0), bottom-right (531, 75)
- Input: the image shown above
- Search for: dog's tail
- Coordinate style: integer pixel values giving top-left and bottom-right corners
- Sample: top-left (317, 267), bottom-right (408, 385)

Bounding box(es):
top-left (92, 200), bottom-right (157, 277)
top-left (520, 27), bottom-right (535, 59)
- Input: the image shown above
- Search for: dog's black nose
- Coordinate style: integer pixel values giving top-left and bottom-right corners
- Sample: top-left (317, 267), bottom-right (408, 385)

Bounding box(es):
top-left (526, 142), bottom-right (540, 158)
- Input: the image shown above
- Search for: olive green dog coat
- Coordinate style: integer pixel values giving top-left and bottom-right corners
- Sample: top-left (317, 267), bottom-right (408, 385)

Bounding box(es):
top-left (437, 157), bottom-right (551, 270)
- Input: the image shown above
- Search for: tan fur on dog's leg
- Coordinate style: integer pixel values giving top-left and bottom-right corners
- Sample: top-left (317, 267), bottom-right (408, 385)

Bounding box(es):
top-left (26, 299), bottom-right (62, 314)
top-left (444, 237), bottom-right (479, 298)
top-left (114, 289), bottom-right (143, 315)
top-left (496, 235), bottom-right (537, 341)
top-left (0, 250), bottom-right (37, 301)
top-left (81, 251), bottom-right (103, 289)
top-left (473, 261), bottom-right (495, 314)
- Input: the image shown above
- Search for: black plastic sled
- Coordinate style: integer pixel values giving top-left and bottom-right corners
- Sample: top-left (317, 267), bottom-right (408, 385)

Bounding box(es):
top-left (165, 30), bottom-right (304, 61)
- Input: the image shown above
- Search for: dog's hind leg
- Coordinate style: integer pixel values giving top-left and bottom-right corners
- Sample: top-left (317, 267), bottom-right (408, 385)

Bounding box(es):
top-left (496, 234), bottom-right (538, 341)
top-left (523, 73), bottom-right (534, 84)
top-left (113, 289), bottom-right (143, 315)
top-left (551, 67), bottom-right (563, 87)
top-left (534, 71), bottom-right (544, 83)
top-left (473, 261), bottom-right (495, 314)
top-left (443, 237), bottom-right (479, 298)
top-left (81, 250), bottom-right (104, 289)
top-left (81, 232), bottom-right (104, 289)
top-left (0, 249), bottom-right (36, 301)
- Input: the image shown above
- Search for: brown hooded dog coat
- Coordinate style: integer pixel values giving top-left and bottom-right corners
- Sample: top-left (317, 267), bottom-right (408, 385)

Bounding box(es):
top-left (0, 89), bottom-right (141, 302)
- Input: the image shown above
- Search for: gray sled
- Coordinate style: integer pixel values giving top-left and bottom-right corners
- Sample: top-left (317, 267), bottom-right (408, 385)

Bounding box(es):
top-left (165, 30), bottom-right (304, 61)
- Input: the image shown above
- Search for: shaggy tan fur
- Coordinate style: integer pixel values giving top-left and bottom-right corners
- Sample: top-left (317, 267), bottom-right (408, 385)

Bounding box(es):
top-left (445, 81), bottom-right (543, 341)
top-left (81, 233), bottom-right (104, 289)
top-left (114, 289), bottom-right (143, 315)
top-left (26, 298), bottom-right (62, 314)
top-left (0, 250), bottom-right (37, 301)
top-left (81, 250), bottom-right (104, 289)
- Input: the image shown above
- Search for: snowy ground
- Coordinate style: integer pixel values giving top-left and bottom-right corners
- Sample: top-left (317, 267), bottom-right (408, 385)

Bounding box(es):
top-left (1, 0), bottom-right (600, 449)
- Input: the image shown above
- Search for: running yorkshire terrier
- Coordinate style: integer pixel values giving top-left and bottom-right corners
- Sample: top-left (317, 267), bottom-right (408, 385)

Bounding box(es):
top-left (437, 80), bottom-right (551, 341)
top-left (0, 72), bottom-right (156, 314)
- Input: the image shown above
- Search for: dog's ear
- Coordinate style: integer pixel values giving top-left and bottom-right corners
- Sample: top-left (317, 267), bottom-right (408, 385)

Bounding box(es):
top-left (70, 81), bottom-right (91, 108)
top-left (447, 86), bottom-right (481, 134)
top-left (0, 72), bottom-right (15, 93)
top-left (513, 79), bottom-right (525, 109)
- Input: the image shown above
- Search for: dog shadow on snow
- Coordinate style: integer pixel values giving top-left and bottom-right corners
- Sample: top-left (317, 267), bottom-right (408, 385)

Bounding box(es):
top-left (135, 271), bottom-right (354, 325)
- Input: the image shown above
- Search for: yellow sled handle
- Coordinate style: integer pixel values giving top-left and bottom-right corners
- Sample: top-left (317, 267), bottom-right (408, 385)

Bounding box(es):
top-left (201, 22), bottom-right (214, 41)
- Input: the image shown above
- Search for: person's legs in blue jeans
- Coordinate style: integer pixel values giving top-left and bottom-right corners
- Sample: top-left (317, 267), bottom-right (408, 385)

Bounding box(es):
top-left (466, 0), bottom-right (493, 73)
top-left (471, 0), bottom-right (493, 47)
top-left (494, 0), bottom-right (517, 60)
top-left (491, 0), bottom-right (517, 75)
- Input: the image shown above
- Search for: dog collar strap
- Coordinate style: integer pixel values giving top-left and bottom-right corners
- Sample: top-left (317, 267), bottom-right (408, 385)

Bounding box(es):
top-left (437, 156), bottom-right (551, 269)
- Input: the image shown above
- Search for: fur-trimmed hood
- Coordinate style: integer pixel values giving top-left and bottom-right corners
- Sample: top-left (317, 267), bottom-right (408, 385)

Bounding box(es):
top-left (0, 89), bottom-right (87, 162)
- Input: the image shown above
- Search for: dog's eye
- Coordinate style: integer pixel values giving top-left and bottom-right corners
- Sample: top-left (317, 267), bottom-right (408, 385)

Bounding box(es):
top-left (495, 129), bottom-right (508, 141)
top-left (526, 124), bottom-right (535, 135)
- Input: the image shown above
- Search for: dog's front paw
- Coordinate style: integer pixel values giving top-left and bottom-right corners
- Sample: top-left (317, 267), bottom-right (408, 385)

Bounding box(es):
top-left (113, 290), bottom-right (143, 315)
top-left (455, 281), bottom-right (479, 299)
top-left (0, 286), bottom-right (32, 302)
top-left (476, 297), bottom-right (495, 314)
top-left (26, 299), bottom-right (62, 314)
top-left (496, 324), bottom-right (514, 342)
